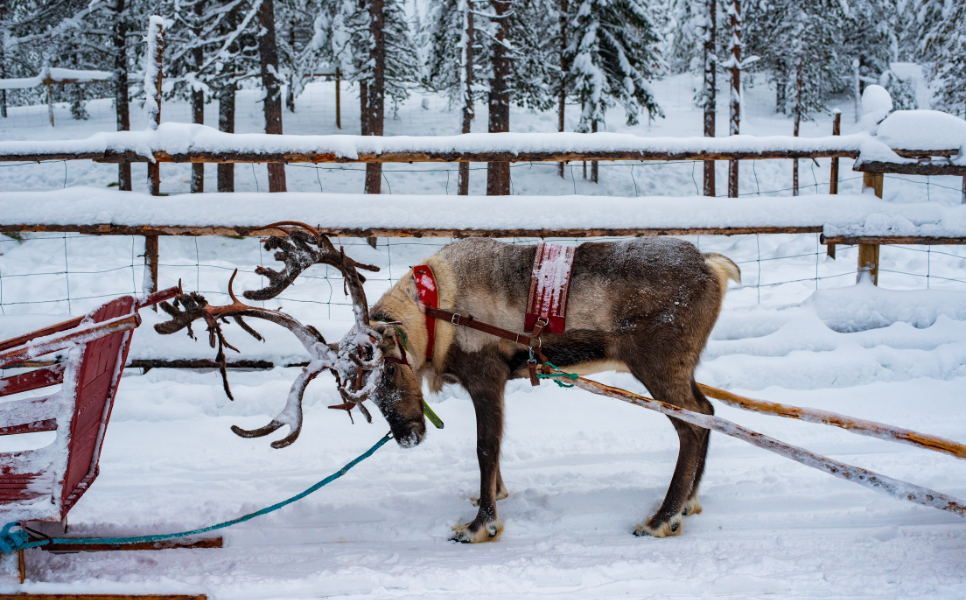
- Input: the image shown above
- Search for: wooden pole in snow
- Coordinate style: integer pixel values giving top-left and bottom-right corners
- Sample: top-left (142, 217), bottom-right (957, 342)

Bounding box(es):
top-left (335, 68), bottom-right (341, 130)
top-left (544, 366), bottom-right (966, 519)
top-left (697, 383), bottom-right (966, 461)
top-left (144, 16), bottom-right (164, 302)
top-left (702, 0), bottom-right (716, 197)
top-left (145, 16), bottom-right (163, 196)
top-left (829, 111), bottom-right (841, 194)
top-left (459, 1), bottom-right (474, 196)
top-left (191, 0), bottom-right (205, 194)
top-left (557, 0), bottom-right (568, 180)
top-left (859, 172), bottom-right (883, 285)
top-left (46, 82), bottom-right (54, 127)
top-left (727, 0), bottom-right (740, 198)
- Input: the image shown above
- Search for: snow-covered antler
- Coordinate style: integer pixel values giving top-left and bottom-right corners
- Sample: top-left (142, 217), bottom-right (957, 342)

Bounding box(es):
top-left (154, 223), bottom-right (383, 448)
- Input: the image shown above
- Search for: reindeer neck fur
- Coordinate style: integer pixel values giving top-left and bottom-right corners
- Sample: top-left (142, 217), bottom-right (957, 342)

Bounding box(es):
top-left (369, 255), bottom-right (459, 392)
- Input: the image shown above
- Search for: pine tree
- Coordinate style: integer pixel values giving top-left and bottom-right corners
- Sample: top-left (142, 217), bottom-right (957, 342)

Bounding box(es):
top-left (564, 0), bottom-right (664, 133)
top-left (422, 0), bottom-right (484, 192)
top-left (747, 0), bottom-right (851, 121)
top-left (918, 0), bottom-right (966, 116)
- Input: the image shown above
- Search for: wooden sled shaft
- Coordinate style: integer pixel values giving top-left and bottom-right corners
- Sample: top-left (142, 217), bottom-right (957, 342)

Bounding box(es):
top-left (697, 384), bottom-right (966, 461)
top-left (553, 370), bottom-right (966, 518)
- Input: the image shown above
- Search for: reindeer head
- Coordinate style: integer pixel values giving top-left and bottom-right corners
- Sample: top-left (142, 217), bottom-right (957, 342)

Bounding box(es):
top-left (155, 222), bottom-right (427, 449)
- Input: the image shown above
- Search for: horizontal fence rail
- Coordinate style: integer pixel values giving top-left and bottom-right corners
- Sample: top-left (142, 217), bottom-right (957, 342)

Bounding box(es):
top-left (0, 124), bottom-right (957, 165)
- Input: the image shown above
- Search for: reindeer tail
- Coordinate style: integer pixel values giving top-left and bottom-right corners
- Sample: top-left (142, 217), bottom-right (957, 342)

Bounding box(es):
top-left (703, 253), bottom-right (741, 293)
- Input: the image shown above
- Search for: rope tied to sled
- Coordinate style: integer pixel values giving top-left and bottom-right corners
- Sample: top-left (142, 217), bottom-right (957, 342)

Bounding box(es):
top-left (0, 432), bottom-right (393, 555)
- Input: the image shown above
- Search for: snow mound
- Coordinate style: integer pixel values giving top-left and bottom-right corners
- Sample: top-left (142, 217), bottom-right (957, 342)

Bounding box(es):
top-left (875, 110), bottom-right (966, 153)
top-left (861, 85), bottom-right (893, 133)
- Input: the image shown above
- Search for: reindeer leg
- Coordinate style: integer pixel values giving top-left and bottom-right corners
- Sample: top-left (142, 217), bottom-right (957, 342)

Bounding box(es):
top-left (625, 361), bottom-right (711, 539)
top-left (470, 456), bottom-right (510, 507)
top-left (681, 380), bottom-right (712, 518)
top-left (451, 354), bottom-right (507, 543)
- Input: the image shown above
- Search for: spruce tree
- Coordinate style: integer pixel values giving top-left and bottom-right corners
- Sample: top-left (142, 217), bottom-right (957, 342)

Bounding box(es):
top-left (564, 0), bottom-right (664, 133)
top-left (919, 0), bottom-right (966, 116)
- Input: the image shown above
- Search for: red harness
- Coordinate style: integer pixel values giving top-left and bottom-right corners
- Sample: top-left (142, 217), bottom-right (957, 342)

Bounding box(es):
top-left (413, 265), bottom-right (439, 362)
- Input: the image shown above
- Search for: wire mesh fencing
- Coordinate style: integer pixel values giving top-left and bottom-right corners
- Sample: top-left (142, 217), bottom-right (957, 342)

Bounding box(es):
top-left (3, 232), bottom-right (964, 321)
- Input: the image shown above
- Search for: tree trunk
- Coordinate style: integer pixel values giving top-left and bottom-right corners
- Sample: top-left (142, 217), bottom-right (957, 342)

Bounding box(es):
top-left (0, 0), bottom-right (7, 119)
top-left (364, 0), bottom-right (386, 195)
top-left (702, 0), bottom-right (716, 197)
top-left (775, 58), bottom-right (786, 112)
top-left (486, 0), bottom-right (512, 196)
top-left (286, 21), bottom-right (296, 113)
top-left (217, 86), bottom-right (235, 192)
top-left (458, 4), bottom-right (474, 196)
top-left (191, 0), bottom-right (205, 193)
top-left (793, 55), bottom-right (803, 196)
top-left (591, 119), bottom-right (598, 183)
top-left (113, 0), bottom-right (131, 191)
top-left (727, 0), bottom-right (740, 199)
top-left (852, 58), bottom-right (860, 123)
top-left (557, 0), bottom-right (568, 179)
top-left (257, 0), bottom-right (286, 192)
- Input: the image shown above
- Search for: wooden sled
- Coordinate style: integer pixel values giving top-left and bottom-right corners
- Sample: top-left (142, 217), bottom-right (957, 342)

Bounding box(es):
top-left (0, 288), bottom-right (220, 593)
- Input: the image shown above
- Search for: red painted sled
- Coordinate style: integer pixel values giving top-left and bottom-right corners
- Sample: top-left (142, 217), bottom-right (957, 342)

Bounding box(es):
top-left (0, 287), bottom-right (218, 590)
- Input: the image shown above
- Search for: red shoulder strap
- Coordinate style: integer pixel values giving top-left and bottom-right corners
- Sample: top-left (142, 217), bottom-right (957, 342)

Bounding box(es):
top-left (413, 265), bottom-right (439, 363)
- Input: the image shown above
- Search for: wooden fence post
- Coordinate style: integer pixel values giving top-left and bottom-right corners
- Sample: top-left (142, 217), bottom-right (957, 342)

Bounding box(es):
top-left (826, 110), bottom-right (841, 258)
top-left (146, 17), bottom-right (163, 196)
top-left (858, 171), bottom-right (883, 285)
top-left (829, 111), bottom-right (841, 194)
top-left (335, 67), bottom-right (341, 130)
top-left (144, 16), bottom-right (164, 303)
top-left (46, 82), bottom-right (54, 127)
top-left (591, 120), bottom-right (598, 184)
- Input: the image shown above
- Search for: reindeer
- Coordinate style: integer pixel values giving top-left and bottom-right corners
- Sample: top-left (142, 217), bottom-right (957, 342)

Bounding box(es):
top-left (157, 223), bottom-right (740, 542)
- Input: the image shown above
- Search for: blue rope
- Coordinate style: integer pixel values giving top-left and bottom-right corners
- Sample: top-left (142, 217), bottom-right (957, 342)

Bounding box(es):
top-left (0, 432), bottom-right (392, 554)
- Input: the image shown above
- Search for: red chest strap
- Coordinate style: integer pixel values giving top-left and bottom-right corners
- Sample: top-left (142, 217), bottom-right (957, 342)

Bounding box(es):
top-left (412, 265), bottom-right (439, 363)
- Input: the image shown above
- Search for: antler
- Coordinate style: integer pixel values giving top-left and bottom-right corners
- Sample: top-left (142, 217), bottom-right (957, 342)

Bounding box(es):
top-left (154, 225), bottom-right (385, 448)
top-left (245, 222), bottom-right (378, 331)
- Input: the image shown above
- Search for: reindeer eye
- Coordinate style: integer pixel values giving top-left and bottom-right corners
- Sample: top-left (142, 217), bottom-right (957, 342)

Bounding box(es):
top-left (385, 363), bottom-right (396, 376)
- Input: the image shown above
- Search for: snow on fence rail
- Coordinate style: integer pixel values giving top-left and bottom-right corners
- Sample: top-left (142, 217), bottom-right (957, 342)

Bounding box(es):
top-left (0, 122), bottom-right (953, 165)
top-left (0, 66), bottom-right (114, 128)
top-left (1, 188), bottom-right (965, 241)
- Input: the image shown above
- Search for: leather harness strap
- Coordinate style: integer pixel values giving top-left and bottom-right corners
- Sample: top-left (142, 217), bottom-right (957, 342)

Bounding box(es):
top-left (424, 306), bottom-right (547, 350)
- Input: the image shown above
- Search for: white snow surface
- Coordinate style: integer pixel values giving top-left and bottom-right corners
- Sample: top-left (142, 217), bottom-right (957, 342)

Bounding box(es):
top-left (3, 188), bottom-right (966, 237)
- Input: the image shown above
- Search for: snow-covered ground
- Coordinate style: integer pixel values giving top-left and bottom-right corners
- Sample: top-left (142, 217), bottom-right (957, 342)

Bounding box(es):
top-left (0, 75), bottom-right (965, 597)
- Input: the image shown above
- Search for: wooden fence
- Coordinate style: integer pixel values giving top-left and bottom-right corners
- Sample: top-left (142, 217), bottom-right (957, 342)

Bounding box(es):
top-left (0, 22), bottom-right (963, 296)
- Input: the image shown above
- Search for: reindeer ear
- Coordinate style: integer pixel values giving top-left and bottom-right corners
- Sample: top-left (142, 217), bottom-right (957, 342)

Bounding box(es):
top-left (327, 342), bottom-right (339, 353)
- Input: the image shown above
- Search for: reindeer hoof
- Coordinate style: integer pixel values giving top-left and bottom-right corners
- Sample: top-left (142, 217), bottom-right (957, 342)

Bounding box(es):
top-left (451, 519), bottom-right (502, 543)
top-left (681, 497), bottom-right (702, 517)
top-left (470, 488), bottom-right (509, 507)
top-left (634, 514), bottom-right (683, 538)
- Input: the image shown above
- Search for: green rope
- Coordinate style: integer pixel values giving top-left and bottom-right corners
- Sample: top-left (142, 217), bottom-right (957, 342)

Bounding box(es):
top-left (537, 362), bottom-right (579, 388)
top-left (0, 432), bottom-right (393, 555)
